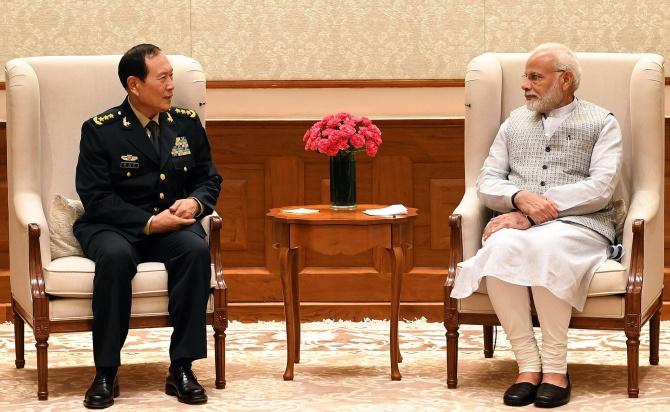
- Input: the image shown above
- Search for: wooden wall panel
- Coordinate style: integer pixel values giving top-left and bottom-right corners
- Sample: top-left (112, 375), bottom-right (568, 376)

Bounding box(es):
top-left (218, 179), bottom-right (248, 250)
top-left (207, 119), bottom-right (463, 313)
top-left (1, 119), bottom-right (670, 322)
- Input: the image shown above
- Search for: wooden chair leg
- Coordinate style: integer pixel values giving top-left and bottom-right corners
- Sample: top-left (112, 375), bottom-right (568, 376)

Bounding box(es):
top-left (625, 321), bottom-right (640, 398)
top-left (13, 305), bottom-right (25, 369)
top-left (483, 325), bottom-right (494, 358)
top-left (649, 305), bottom-right (661, 366)
top-left (446, 325), bottom-right (459, 388)
top-left (35, 333), bottom-right (49, 400)
top-left (214, 325), bottom-right (226, 389)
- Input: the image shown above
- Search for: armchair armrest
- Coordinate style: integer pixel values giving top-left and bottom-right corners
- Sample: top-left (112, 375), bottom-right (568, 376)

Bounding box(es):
top-left (621, 190), bottom-right (660, 269)
top-left (451, 188), bottom-right (489, 261)
top-left (9, 192), bottom-right (51, 321)
top-left (206, 213), bottom-right (226, 290)
top-left (621, 190), bottom-right (663, 316)
top-left (200, 210), bottom-right (221, 243)
top-left (444, 188), bottom-right (488, 295)
top-left (14, 191), bottom-right (51, 263)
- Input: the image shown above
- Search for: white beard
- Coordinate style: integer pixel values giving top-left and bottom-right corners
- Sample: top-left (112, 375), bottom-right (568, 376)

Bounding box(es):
top-left (525, 78), bottom-right (564, 113)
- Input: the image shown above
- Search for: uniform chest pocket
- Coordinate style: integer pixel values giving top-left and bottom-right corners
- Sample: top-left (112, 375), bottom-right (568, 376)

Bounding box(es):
top-left (172, 155), bottom-right (195, 172)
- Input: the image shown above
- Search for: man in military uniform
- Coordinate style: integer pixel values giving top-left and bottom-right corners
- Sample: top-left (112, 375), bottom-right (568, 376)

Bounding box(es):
top-left (75, 44), bottom-right (222, 408)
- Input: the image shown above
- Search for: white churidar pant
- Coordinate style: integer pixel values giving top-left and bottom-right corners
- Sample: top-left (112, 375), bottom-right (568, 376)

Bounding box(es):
top-left (487, 277), bottom-right (573, 374)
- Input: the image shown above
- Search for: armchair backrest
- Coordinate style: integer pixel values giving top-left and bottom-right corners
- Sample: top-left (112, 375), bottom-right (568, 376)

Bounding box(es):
top-left (5, 55), bottom-right (206, 315)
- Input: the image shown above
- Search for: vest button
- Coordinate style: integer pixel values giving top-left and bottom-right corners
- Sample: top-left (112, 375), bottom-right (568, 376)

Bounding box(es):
top-left (542, 165), bottom-right (548, 170)
top-left (540, 181), bottom-right (546, 186)
top-left (545, 146), bottom-right (551, 152)
top-left (160, 173), bottom-right (166, 181)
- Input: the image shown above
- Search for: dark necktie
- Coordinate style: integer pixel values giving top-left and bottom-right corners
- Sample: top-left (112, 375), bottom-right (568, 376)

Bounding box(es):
top-left (146, 120), bottom-right (160, 154)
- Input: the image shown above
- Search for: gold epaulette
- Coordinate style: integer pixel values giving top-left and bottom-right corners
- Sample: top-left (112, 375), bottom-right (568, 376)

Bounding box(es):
top-left (171, 107), bottom-right (197, 119)
top-left (91, 108), bottom-right (121, 127)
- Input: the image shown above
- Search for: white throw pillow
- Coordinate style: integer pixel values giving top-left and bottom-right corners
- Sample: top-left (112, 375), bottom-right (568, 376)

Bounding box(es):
top-left (48, 194), bottom-right (85, 259)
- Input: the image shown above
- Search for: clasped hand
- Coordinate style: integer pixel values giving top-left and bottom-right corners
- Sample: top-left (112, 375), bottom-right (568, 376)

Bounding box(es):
top-left (149, 198), bottom-right (199, 233)
top-left (482, 211), bottom-right (531, 241)
top-left (513, 191), bottom-right (559, 224)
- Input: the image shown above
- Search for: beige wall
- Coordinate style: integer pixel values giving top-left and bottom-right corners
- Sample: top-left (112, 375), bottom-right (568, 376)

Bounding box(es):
top-left (2, 1), bottom-right (669, 120)
top-left (1, 0), bottom-right (669, 81)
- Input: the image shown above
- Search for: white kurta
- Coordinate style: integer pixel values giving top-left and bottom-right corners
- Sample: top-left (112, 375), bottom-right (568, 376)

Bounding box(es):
top-left (451, 99), bottom-right (623, 311)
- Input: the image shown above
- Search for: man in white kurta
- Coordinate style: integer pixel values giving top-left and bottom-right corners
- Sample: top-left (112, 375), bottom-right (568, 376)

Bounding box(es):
top-left (451, 43), bottom-right (622, 408)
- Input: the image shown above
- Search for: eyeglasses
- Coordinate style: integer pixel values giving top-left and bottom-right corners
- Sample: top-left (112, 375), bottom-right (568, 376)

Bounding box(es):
top-left (521, 70), bottom-right (566, 84)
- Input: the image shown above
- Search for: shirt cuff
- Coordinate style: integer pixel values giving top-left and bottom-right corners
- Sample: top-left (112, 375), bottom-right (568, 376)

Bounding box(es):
top-left (143, 215), bottom-right (155, 235)
top-left (189, 197), bottom-right (204, 217)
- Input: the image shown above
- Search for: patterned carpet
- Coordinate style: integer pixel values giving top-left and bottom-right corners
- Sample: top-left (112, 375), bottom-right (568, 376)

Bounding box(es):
top-left (0, 319), bottom-right (669, 411)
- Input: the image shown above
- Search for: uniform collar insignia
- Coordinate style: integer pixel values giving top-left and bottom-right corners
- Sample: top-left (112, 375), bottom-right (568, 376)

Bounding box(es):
top-left (122, 116), bottom-right (131, 128)
top-left (166, 112), bottom-right (174, 124)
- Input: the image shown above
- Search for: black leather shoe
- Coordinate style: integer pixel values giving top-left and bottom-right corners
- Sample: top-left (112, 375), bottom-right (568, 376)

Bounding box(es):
top-left (165, 364), bottom-right (208, 404)
top-left (503, 382), bottom-right (540, 406)
top-left (534, 374), bottom-right (571, 408)
top-left (83, 370), bottom-right (119, 409)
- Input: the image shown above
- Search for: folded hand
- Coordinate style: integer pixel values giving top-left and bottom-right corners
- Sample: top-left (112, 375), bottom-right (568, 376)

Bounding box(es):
top-left (149, 209), bottom-right (196, 233)
top-left (482, 211), bottom-right (531, 241)
top-left (514, 191), bottom-right (559, 224)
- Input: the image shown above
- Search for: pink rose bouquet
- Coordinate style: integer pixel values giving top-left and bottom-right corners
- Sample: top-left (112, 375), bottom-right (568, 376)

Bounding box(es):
top-left (303, 112), bottom-right (382, 157)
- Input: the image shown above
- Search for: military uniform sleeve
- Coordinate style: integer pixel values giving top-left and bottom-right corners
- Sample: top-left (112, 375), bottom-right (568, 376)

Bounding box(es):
top-left (184, 118), bottom-right (222, 216)
top-left (76, 121), bottom-right (154, 234)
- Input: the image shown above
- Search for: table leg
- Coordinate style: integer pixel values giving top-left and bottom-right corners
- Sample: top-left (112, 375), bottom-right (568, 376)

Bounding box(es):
top-left (279, 246), bottom-right (297, 380)
top-left (388, 245), bottom-right (404, 380)
top-left (291, 245), bottom-right (301, 363)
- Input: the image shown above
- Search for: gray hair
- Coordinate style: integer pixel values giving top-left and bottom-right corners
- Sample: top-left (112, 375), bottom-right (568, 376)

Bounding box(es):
top-left (530, 43), bottom-right (582, 91)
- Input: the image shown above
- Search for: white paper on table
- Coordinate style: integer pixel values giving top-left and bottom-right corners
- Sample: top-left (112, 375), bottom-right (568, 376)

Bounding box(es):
top-left (363, 204), bottom-right (408, 216)
top-left (281, 208), bottom-right (320, 215)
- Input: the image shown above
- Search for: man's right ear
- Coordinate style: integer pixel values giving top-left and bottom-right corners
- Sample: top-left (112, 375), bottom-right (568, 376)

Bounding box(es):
top-left (126, 76), bottom-right (140, 96)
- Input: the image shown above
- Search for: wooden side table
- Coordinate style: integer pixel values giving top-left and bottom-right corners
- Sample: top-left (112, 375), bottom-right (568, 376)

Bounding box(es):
top-left (267, 204), bottom-right (418, 381)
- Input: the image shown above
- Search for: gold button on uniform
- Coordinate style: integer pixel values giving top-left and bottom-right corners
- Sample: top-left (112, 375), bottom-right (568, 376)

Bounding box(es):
top-left (126, 172), bottom-right (131, 177)
top-left (160, 173), bottom-right (166, 180)
top-left (183, 166), bottom-right (188, 172)
top-left (159, 192), bottom-right (165, 200)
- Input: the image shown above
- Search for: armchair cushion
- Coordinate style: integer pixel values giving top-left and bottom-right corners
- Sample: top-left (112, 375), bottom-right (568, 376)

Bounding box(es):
top-left (458, 292), bottom-right (625, 319)
top-left (43, 256), bottom-right (217, 298)
top-left (457, 258), bottom-right (626, 297)
top-left (48, 194), bottom-right (84, 259)
top-left (48, 295), bottom-right (215, 321)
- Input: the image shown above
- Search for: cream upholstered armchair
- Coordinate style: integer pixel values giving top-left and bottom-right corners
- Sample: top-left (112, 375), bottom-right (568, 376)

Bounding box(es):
top-left (444, 52), bottom-right (664, 398)
top-left (5, 55), bottom-right (227, 400)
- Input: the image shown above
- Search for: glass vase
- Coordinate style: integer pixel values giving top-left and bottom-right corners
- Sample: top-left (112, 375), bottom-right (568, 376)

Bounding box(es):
top-left (329, 151), bottom-right (356, 210)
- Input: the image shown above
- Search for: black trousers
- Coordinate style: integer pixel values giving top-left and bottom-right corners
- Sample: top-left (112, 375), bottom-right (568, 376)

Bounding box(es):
top-left (84, 229), bottom-right (211, 367)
